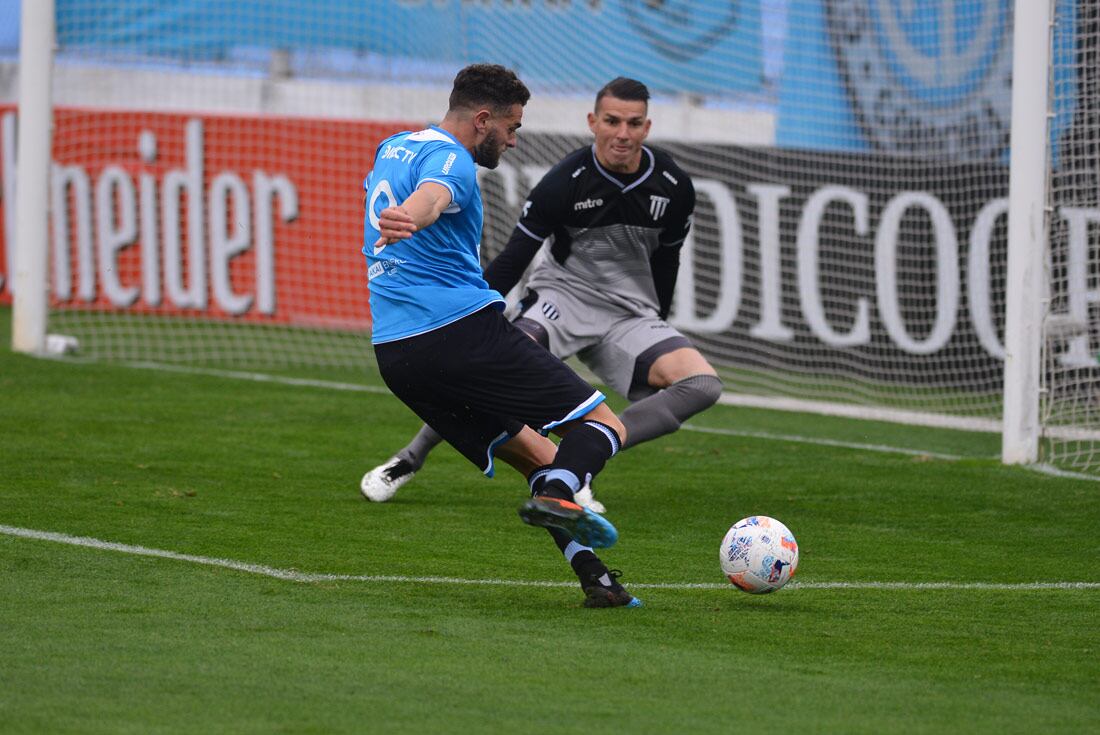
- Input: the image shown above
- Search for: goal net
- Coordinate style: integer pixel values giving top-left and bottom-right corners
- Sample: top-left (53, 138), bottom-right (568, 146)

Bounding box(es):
top-left (1, 0), bottom-right (1096, 473)
top-left (1044, 1), bottom-right (1100, 472)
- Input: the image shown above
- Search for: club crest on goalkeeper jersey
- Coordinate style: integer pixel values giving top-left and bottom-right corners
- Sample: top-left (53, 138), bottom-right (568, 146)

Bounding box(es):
top-left (362, 125), bottom-right (504, 344)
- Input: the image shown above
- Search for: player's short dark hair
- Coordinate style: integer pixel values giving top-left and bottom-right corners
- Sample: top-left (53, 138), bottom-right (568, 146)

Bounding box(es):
top-left (449, 64), bottom-right (531, 114)
top-left (595, 77), bottom-right (650, 111)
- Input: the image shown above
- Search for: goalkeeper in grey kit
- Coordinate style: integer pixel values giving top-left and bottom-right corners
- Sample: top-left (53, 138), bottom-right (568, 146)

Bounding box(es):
top-left (362, 77), bottom-right (723, 510)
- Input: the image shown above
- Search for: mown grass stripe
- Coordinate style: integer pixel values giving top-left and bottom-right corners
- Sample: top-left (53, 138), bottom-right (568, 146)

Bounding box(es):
top-left (40, 357), bottom-right (1100, 481)
top-left (102, 359), bottom-right (975, 461)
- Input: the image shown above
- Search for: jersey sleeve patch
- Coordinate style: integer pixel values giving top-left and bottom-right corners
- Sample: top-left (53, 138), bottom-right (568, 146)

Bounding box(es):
top-left (417, 144), bottom-right (475, 210)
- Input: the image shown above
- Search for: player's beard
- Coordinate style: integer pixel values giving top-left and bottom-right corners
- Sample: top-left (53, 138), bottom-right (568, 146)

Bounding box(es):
top-left (474, 128), bottom-right (504, 169)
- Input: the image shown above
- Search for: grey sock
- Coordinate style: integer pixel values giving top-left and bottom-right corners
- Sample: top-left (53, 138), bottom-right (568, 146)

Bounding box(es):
top-left (620, 374), bottom-right (723, 449)
top-left (396, 424), bottom-right (444, 470)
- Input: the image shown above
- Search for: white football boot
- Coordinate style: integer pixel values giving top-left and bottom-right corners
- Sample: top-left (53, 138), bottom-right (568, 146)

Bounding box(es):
top-left (573, 480), bottom-right (606, 514)
top-left (360, 456), bottom-right (416, 502)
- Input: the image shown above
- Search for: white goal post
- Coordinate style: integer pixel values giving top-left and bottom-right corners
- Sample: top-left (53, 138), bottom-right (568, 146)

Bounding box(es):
top-left (1002, 0), bottom-right (1055, 465)
top-left (10, 0), bottom-right (53, 355)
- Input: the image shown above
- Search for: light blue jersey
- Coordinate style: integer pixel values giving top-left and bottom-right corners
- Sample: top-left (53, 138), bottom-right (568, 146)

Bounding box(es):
top-left (363, 126), bottom-right (504, 344)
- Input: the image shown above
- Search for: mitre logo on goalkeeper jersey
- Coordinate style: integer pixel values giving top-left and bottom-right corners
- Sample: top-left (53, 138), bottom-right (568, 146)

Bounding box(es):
top-left (362, 126), bottom-right (503, 344)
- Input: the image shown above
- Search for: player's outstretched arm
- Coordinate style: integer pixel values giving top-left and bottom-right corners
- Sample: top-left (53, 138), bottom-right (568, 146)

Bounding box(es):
top-left (373, 182), bottom-right (454, 248)
top-left (483, 226), bottom-right (543, 295)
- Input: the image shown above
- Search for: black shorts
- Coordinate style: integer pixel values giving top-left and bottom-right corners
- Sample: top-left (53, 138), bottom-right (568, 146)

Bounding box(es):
top-left (374, 306), bottom-right (606, 476)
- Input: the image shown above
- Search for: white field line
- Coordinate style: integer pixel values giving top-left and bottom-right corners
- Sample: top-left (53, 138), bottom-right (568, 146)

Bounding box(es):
top-left (3, 525), bottom-right (1098, 592)
top-left (64, 358), bottom-right (1100, 482)
top-left (679, 423), bottom-right (966, 461)
top-left (121, 360), bottom-right (393, 395)
top-left (716, 393), bottom-right (1002, 433)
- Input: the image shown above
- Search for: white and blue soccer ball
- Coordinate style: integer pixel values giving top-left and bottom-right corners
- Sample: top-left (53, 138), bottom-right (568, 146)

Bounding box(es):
top-left (719, 516), bottom-right (799, 594)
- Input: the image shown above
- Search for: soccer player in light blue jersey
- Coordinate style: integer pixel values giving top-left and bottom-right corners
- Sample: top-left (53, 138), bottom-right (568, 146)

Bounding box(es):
top-left (364, 78), bottom-right (722, 513)
top-left (362, 64), bottom-right (640, 608)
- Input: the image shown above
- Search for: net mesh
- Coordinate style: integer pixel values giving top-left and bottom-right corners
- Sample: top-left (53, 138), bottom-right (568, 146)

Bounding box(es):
top-left (1044, 0), bottom-right (1100, 471)
top-left (0, 1), bottom-right (1095, 469)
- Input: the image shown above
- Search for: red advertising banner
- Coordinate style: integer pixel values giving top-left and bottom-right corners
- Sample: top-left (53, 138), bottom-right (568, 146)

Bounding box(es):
top-left (0, 106), bottom-right (416, 330)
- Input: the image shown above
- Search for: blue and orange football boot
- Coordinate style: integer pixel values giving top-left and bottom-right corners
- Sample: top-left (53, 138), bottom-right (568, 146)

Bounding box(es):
top-left (517, 496), bottom-right (619, 549)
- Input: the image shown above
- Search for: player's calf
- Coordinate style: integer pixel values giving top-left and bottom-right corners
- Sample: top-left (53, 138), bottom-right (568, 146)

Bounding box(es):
top-left (620, 373), bottom-right (723, 449)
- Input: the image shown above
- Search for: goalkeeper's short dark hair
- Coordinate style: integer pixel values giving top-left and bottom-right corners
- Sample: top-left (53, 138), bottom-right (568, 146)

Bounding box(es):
top-left (595, 77), bottom-right (650, 110)
top-left (449, 64), bottom-right (530, 114)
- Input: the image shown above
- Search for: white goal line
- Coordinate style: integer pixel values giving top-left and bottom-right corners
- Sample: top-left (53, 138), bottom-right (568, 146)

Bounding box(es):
top-left (3, 524), bottom-right (1097, 592)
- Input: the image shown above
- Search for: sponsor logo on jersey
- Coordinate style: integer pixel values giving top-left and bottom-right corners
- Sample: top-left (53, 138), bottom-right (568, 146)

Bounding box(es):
top-left (541, 301), bottom-right (560, 320)
top-left (574, 197), bottom-right (604, 211)
top-left (380, 143), bottom-right (417, 164)
top-left (662, 170), bottom-right (679, 186)
top-left (572, 166), bottom-right (586, 179)
top-left (441, 152), bottom-right (457, 175)
top-left (367, 257), bottom-right (406, 281)
top-left (649, 195), bottom-right (670, 220)
top-left (826, 0), bottom-right (1012, 159)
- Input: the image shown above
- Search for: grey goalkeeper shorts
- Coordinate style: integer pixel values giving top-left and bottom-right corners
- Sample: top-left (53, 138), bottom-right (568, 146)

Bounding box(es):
top-left (514, 286), bottom-right (693, 401)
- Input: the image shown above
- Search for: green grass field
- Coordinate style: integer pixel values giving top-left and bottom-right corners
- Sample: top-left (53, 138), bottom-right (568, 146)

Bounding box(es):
top-left (2, 313), bottom-right (1098, 733)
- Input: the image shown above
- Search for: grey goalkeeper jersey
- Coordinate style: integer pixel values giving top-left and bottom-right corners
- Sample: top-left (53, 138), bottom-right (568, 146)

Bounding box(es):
top-left (484, 144), bottom-right (695, 319)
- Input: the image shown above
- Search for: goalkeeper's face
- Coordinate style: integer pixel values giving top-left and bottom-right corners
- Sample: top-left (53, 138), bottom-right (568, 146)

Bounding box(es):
top-left (588, 96), bottom-right (651, 174)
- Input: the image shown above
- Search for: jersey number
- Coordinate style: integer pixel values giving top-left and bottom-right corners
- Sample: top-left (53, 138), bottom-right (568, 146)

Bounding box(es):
top-left (368, 179), bottom-right (396, 254)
